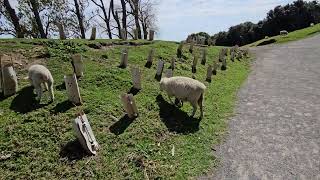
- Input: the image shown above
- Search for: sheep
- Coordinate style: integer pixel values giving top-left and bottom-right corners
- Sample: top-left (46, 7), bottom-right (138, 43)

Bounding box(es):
top-left (28, 64), bottom-right (54, 102)
top-left (159, 76), bottom-right (206, 119)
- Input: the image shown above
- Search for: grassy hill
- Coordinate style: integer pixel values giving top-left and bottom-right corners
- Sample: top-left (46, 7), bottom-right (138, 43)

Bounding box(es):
top-left (247, 23), bottom-right (320, 47)
top-left (0, 39), bottom-right (250, 179)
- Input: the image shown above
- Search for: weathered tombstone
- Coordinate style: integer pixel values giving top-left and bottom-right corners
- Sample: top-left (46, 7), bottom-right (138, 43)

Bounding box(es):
top-left (221, 57), bottom-right (227, 70)
top-left (131, 67), bottom-right (141, 90)
top-left (90, 27), bottom-right (96, 40)
top-left (57, 23), bottom-right (66, 40)
top-left (0, 55), bottom-right (18, 97)
top-left (155, 60), bottom-right (164, 81)
top-left (201, 48), bottom-right (207, 65)
top-left (133, 29), bottom-right (138, 40)
top-left (149, 30), bottom-right (155, 41)
top-left (206, 65), bottom-right (213, 82)
top-left (119, 48), bottom-right (128, 68)
top-left (192, 55), bottom-right (198, 73)
top-left (165, 69), bottom-right (173, 78)
top-left (71, 54), bottom-right (84, 78)
top-left (212, 62), bottom-right (218, 75)
top-left (189, 40), bottom-right (194, 54)
top-left (121, 29), bottom-right (127, 40)
top-left (219, 48), bottom-right (225, 62)
top-left (73, 112), bottom-right (99, 155)
top-left (311, 23), bottom-right (315, 27)
top-left (145, 48), bottom-right (154, 68)
top-left (230, 51), bottom-right (235, 62)
top-left (121, 93), bottom-right (138, 118)
top-left (280, 30), bottom-right (288, 36)
top-left (170, 57), bottom-right (175, 70)
top-left (177, 42), bottom-right (184, 58)
top-left (64, 74), bottom-right (82, 105)
top-left (236, 51), bottom-right (243, 61)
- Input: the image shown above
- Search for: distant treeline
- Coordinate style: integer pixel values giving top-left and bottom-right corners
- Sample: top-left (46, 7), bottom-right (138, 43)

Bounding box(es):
top-left (189, 0), bottom-right (320, 46)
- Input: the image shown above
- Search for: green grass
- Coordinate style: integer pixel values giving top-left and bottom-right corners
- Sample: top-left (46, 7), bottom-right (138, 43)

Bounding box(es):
top-left (248, 23), bottom-right (320, 47)
top-left (0, 39), bottom-right (250, 179)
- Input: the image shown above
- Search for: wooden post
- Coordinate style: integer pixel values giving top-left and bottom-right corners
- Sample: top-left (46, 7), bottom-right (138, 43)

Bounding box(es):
top-left (189, 40), bottom-right (194, 54)
top-left (170, 57), bottom-right (175, 70)
top-left (119, 48), bottom-right (128, 68)
top-left (90, 27), bottom-right (96, 40)
top-left (131, 67), bottom-right (141, 90)
top-left (64, 74), bottom-right (82, 105)
top-left (165, 69), bottom-right (173, 78)
top-left (201, 48), bottom-right (207, 65)
top-left (71, 54), bottom-right (84, 78)
top-left (121, 93), bottom-right (138, 118)
top-left (133, 29), bottom-right (138, 40)
top-left (57, 23), bottom-right (66, 40)
top-left (73, 112), bottom-right (99, 155)
top-left (206, 65), bottom-right (213, 82)
top-left (192, 55), bottom-right (198, 73)
top-left (1, 55), bottom-right (18, 97)
top-left (145, 48), bottom-right (154, 68)
top-left (155, 60), bottom-right (164, 81)
top-left (149, 30), bottom-right (155, 41)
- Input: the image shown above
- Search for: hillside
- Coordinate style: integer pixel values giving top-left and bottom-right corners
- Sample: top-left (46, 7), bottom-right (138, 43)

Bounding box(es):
top-left (0, 39), bottom-right (250, 179)
top-left (247, 23), bottom-right (320, 47)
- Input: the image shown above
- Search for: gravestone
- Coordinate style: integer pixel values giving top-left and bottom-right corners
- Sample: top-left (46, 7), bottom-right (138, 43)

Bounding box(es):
top-left (230, 51), bottom-right (235, 62)
top-left (73, 113), bottom-right (99, 155)
top-left (149, 30), bottom-right (155, 41)
top-left (90, 27), bottom-right (96, 40)
top-left (177, 42), bottom-right (184, 58)
top-left (133, 29), bottom-right (138, 40)
top-left (71, 54), bottom-right (84, 78)
top-left (121, 93), bottom-right (138, 119)
top-left (201, 48), bottom-right (207, 65)
top-left (155, 60), bottom-right (164, 81)
top-left (64, 74), bottom-right (82, 105)
top-left (212, 62), bottom-right (218, 75)
top-left (121, 29), bottom-right (127, 40)
top-left (131, 67), bottom-right (141, 90)
top-left (119, 48), bottom-right (128, 68)
top-left (170, 57), bottom-right (175, 70)
top-left (165, 69), bottom-right (173, 78)
top-left (0, 55), bottom-right (18, 97)
top-left (206, 65), bottom-right (213, 82)
top-left (221, 57), bottom-right (227, 71)
top-left (192, 55), bottom-right (198, 73)
top-left (57, 23), bottom-right (66, 40)
top-left (145, 48), bottom-right (154, 68)
top-left (189, 40), bottom-right (194, 54)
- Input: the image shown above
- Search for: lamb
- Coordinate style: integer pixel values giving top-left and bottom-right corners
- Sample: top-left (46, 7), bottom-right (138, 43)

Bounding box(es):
top-left (159, 76), bottom-right (206, 119)
top-left (27, 64), bottom-right (54, 102)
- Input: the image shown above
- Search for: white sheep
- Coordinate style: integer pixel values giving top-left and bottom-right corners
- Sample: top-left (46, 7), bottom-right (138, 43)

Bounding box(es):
top-left (160, 76), bottom-right (206, 119)
top-left (28, 64), bottom-right (54, 102)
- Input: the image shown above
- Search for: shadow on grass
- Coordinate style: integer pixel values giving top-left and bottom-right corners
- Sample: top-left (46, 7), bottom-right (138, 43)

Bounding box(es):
top-left (109, 114), bottom-right (135, 135)
top-left (156, 95), bottom-right (200, 134)
top-left (128, 87), bottom-right (140, 96)
top-left (60, 139), bottom-right (88, 161)
top-left (9, 86), bottom-right (48, 114)
top-left (51, 100), bottom-right (74, 114)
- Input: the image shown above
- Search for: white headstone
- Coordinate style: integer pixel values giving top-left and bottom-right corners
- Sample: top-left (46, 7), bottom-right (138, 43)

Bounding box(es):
top-left (71, 54), bottom-right (84, 77)
top-left (0, 55), bottom-right (18, 96)
top-left (120, 48), bottom-right (128, 68)
top-left (165, 69), bottom-right (173, 78)
top-left (64, 74), bottom-right (82, 105)
top-left (131, 67), bottom-right (141, 90)
top-left (121, 93), bottom-right (138, 118)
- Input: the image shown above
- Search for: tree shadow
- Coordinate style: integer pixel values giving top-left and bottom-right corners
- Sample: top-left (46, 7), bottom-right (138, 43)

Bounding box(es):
top-left (9, 86), bottom-right (48, 114)
top-left (51, 100), bottom-right (74, 114)
top-left (128, 87), bottom-right (140, 96)
top-left (109, 114), bottom-right (135, 135)
top-left (156, 95), bottom-right (200, 134)
top-left (59, 139), bottom-right (88, 161)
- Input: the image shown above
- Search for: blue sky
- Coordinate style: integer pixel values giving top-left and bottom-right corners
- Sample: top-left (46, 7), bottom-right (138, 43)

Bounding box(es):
top-left (157, 0), bottom-right (313, 41)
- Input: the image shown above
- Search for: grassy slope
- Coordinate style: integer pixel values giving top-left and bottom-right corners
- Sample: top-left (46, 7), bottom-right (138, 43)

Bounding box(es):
top-left (248, 23), bottom-right (320, 47)
top-left (0, 39), bottom-right (250, 179)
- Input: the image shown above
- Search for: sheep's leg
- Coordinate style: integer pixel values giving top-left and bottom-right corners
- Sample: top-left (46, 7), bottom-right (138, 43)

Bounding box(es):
top-left (43, 82), bottom-right (49, 91)
top-left (48, 81), bottom-right (54, 102)
top-left (198, 93), bottom-right (204, 119)
top-left (190, 102), bottom-right (197, 117)
top-left (34, 84), bottom-right (43, 102)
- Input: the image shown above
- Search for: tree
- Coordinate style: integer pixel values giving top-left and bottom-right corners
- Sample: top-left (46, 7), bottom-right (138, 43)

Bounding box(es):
top-left (73, 0), bottom-right (86, 39)
top-left (91, 0), bottom-right (112, 39)
top-left (1, 0), bottom-right (25, 38)
top-left (128, 0), bottom-right (142, 39)
top-left (29, 0), bottom-right (47, 38)
top-left (139, 0), bottom-right (157, 39)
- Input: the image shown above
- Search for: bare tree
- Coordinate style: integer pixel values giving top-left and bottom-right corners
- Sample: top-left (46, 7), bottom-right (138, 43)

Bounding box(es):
top-left (128, 0), bottom-right (142, 39)
top-left (73, 0), bottom-right (86, 39)
top-left (29, 0), bottom-right (47, 38)
top-left (139, 0), bottom-right (157, 39)
top-left (1, 0), bottom-right (25, 38)
top-left (91, 0), bottom-right (112, 39)
top-left (110, 0), bottom-right (122, 38)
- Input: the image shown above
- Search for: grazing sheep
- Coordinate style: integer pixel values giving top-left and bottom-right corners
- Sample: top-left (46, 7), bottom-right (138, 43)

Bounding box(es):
top-left (28, 64), bottom-right (54, 102)
top-left (160, 76), bottom-right (206, 119)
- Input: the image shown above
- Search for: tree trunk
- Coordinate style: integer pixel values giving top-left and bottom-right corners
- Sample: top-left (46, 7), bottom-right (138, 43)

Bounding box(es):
top-left (74, 0), bottom-right (86, 39)
top-left (3, 0), bottom-right (24, 38)
top-left (110, 0), bottom-right (122, 38)
top-left (99, 0), bottom-right (112, 39)
top-left (29, 0), bottom-right (46, 38)
top-left (130, 0), bottom-right (142, 39)
top-left (120, 0), bottom-right (127, 37)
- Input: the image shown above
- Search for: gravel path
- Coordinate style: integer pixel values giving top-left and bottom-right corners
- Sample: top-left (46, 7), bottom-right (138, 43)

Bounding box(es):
top-left (201, 35), bottom-right (320, 179)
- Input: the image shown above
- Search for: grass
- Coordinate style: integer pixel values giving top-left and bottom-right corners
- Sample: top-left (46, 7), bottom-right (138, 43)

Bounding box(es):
top-left (247, 23), bottom-right (320, 47)
top-left (0, 39), bottom-right (250, 179)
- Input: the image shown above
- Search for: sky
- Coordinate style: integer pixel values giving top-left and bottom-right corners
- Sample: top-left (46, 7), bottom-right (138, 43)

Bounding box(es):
top-left (1, 0), bottom-right (314, 40)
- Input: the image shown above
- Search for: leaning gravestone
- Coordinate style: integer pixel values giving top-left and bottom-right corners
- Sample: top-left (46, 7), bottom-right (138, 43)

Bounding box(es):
top-left (206, 65), bottom-right (213, 82)
top-left (0, 55), bottom-right (18, 97)
top-left (73, 112), bottom-right (99, 155)
top-left (192, 55), bottom-right (198, 73)
top-left (145, 48), bottom-right (154, 68)
top-left (149, 30), bottom-right (155, 41)
top-left (119, 48), bottom-right (129, 68)
top-left (165, 69), bottom-right (173, 78)
top-left (131, 67), bottom-right (141, 90)
top-left (201, 48), bottom-right (207, 65)
top-left (121, 93), bottom-right (138, 119)
top-left (57, 23), bottom-right (66, 40)
top-left (64, 74), bottom-right (82, 105)
top-left (71, 54), bottom-right (84, 78)
top-left (90, 27), bottom-right (96, 40)
top-left (155, 60), bottom-right (164, 81)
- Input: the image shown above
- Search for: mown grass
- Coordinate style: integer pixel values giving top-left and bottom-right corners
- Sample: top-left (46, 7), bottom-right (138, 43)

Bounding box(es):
top-left (248, 23), bottom-right (320, 47)
top-left (0, 39), bottom-right (250, 179)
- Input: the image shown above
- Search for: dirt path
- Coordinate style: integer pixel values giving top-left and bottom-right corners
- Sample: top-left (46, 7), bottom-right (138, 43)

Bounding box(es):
top-left (201, 35), bottom-right (320, 179)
